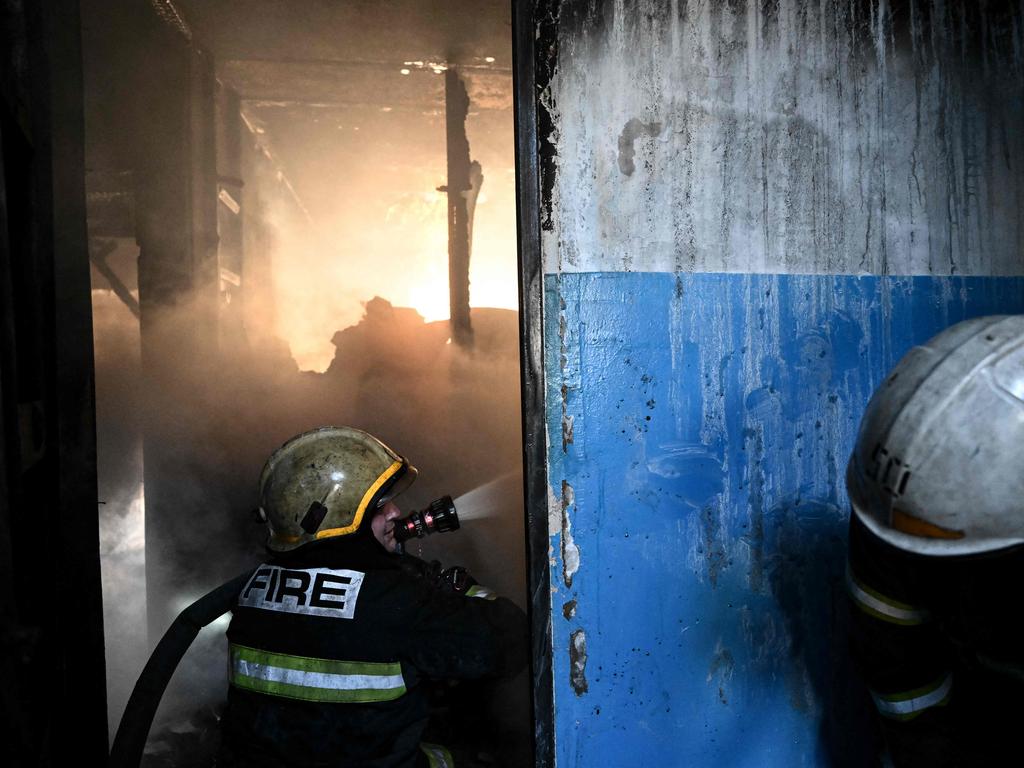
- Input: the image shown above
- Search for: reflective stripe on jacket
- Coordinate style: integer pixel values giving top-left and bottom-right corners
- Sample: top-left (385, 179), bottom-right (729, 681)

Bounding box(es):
top-left (221, 531), bottom-right (527, 768)
top-left (847, 513), bottom-right (1024, 767)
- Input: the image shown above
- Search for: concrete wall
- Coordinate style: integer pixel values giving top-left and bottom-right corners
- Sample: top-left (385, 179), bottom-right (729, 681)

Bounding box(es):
top-left (537, 2), bottom-right (1024, 765)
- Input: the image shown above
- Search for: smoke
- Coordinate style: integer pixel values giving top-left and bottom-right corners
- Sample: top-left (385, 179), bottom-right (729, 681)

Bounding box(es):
top-left (249, 95), bottom-right (517, 373)
top-left (92, 281), bottom-right (148, 744)
top-left (93, 291), bottom-right (527, 758)
top-left (83, 1), bottom-right (525, 753)
top-left (98, 481), bottom-right (146, 738)
top-left (89, 117), bottom-right (526, 768)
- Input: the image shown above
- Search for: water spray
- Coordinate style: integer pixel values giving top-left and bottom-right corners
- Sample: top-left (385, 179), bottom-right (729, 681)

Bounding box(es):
top-left (393, 495), bottom-right (460, 543)
top-left (448, 471), bottom-right (519, 522)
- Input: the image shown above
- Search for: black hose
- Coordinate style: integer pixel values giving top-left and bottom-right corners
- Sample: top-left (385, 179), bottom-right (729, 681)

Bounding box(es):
top-left (109, 569), bottom-right (255, 768)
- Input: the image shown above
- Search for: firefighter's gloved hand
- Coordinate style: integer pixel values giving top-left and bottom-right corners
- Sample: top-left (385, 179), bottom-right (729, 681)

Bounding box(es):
top-left (397, 555), bottom-right (443, 582)
top-left (439, 566), bottom-right (477, 595)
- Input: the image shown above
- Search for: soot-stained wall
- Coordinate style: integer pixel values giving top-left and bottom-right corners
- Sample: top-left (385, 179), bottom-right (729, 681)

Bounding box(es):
top-left (536, 2), bottom-right (1024, 765)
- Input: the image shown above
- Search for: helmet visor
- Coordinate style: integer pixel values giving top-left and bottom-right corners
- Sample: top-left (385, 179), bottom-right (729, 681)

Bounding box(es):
top-left (374, 462), bottom-right (418, 508)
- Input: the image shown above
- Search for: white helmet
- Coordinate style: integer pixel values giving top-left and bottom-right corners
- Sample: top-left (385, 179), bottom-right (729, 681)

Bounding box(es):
top-left (847, 315), bottom-right (1024, 556)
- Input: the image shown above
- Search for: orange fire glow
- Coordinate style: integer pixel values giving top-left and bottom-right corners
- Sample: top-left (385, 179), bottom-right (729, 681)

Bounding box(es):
top-left (271, 182), bottom-right (519, 373)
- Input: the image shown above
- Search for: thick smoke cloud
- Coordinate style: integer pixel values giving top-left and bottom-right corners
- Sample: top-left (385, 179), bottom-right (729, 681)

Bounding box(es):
top-left (92, 229), bottom-right (527, 766)
top-left (85, 4), bottom-right (525, 754)
top-left (92, 280), bottom-right (148, 745)
top-left (249, 93), bottom-right (517, 372)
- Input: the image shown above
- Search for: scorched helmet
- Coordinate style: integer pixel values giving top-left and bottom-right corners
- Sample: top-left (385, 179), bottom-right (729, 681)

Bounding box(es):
top-left (258, 426), bottom-right (417, 552)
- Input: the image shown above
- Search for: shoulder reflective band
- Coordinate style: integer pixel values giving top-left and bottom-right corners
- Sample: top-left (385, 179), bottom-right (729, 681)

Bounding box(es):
top-left (466, 585), bottom-right (497, 600)
top-left (870, 673), bottom-right (953, 720)
top-left (846, 562), bottom-right (930, 626)
top-left (420, 743), bottom-right (454, 768)
top-left (229, 644), bottom-right (406, 703)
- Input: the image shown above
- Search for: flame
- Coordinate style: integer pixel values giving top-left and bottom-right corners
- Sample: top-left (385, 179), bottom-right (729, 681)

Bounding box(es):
top-left (268, 160), bottom-right (518, 373)
top-left (405, 262), bottom-right (451, 322)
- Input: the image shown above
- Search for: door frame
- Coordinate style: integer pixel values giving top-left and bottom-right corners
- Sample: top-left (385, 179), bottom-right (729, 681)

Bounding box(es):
top-left (512, 1), bottom-right (556, 766)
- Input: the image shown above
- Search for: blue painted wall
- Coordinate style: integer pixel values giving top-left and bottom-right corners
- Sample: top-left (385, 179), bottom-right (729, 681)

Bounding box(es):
top-left (534, 1), bottom-right (1024, 764)
top-left (544, 274), bottom-right (1024, 766)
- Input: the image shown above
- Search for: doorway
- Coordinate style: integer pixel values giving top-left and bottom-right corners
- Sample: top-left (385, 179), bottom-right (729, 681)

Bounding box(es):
top-left (82, 0), bottom-right (542, 764)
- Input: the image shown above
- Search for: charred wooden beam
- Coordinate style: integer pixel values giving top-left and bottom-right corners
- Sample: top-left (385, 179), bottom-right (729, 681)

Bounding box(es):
top-left (443, 67), bottom-right (473, 348)
top-left (89, 238), bottom-right (141, 319)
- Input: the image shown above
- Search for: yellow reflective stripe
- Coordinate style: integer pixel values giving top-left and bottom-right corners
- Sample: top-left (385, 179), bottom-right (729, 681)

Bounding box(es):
top-left (891, 508), bottom-right (964, 540)
top-left (846, 562), bottom-right (930, 625)
top-left (229, 644), bottom-right (406, 703)
top-left (420, 743), bottom-right (454, 768)
top-left (316, 460), bottom-right (403, 539)
top-left (871, 673), bottom-right (953, 720)
top-left (466, 585), bottom-right (497, 600)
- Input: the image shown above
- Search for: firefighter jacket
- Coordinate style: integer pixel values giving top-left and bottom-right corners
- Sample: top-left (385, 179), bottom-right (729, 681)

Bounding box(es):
top-left (847, 512), bottom-right (1024, 767)
top-left (221, 530), bottom-right (528, 768)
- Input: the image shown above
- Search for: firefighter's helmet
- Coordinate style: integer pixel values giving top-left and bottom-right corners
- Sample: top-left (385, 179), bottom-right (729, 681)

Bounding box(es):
top-left (847, 315), bottom-right (1024, 556)
top-left (258, 426), bottom-right (417, 552)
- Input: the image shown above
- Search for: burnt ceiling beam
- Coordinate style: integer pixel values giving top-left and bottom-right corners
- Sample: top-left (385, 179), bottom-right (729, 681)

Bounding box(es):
top-left (220, 57), bottom-right (514, 112)
top-left (223, 56), bottom-right (510, 74)
top-left (240, 98), bottom-right (445, 110)
top-left (148, 0), bottom-right (195, 44)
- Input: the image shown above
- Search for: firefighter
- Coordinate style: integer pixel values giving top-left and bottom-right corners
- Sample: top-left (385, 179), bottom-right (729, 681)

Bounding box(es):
top-left (219, 426), bottom-right (527, 768)
top-left (845, 315), bottom-right (1024, 766)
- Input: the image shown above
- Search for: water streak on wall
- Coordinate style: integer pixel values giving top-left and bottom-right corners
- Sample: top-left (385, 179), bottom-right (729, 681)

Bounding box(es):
top-left (536, 1), bottom-right (1024, 765)
top-left (542, 0), bottom-right (1024, 276)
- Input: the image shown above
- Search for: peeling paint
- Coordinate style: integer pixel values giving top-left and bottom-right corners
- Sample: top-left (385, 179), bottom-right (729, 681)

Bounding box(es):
top-left (558, 287), bottom-right (575, 453)
top-left (535, 0), bottom-right (562, 233)
top-left (569, 629), bottom-right (588, 695)
top-left (547, 482), bottom-right (561, 539)
top-left (562, 599), bottom-right (577, 620)
top-left (561, 406), bottom-right (574, 450)
top-left (560, 479), bottom-right (579, 588)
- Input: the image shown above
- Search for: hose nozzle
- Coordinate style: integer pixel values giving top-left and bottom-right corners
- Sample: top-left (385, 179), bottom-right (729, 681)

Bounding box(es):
top-left (393, 495), bottom-right (460, 543)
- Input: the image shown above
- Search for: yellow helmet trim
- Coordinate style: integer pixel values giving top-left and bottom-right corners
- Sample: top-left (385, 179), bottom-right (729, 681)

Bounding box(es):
top-left (315, 459), bottom-right (403, 540)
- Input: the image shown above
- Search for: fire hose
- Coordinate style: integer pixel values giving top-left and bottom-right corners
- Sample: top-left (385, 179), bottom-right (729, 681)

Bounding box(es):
top-left (108, 569), bottom-right (255, 768)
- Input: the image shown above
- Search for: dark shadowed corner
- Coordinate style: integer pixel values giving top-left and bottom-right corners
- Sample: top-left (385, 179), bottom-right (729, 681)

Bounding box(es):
top-left (766, 498), bottom-right (881, 767)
